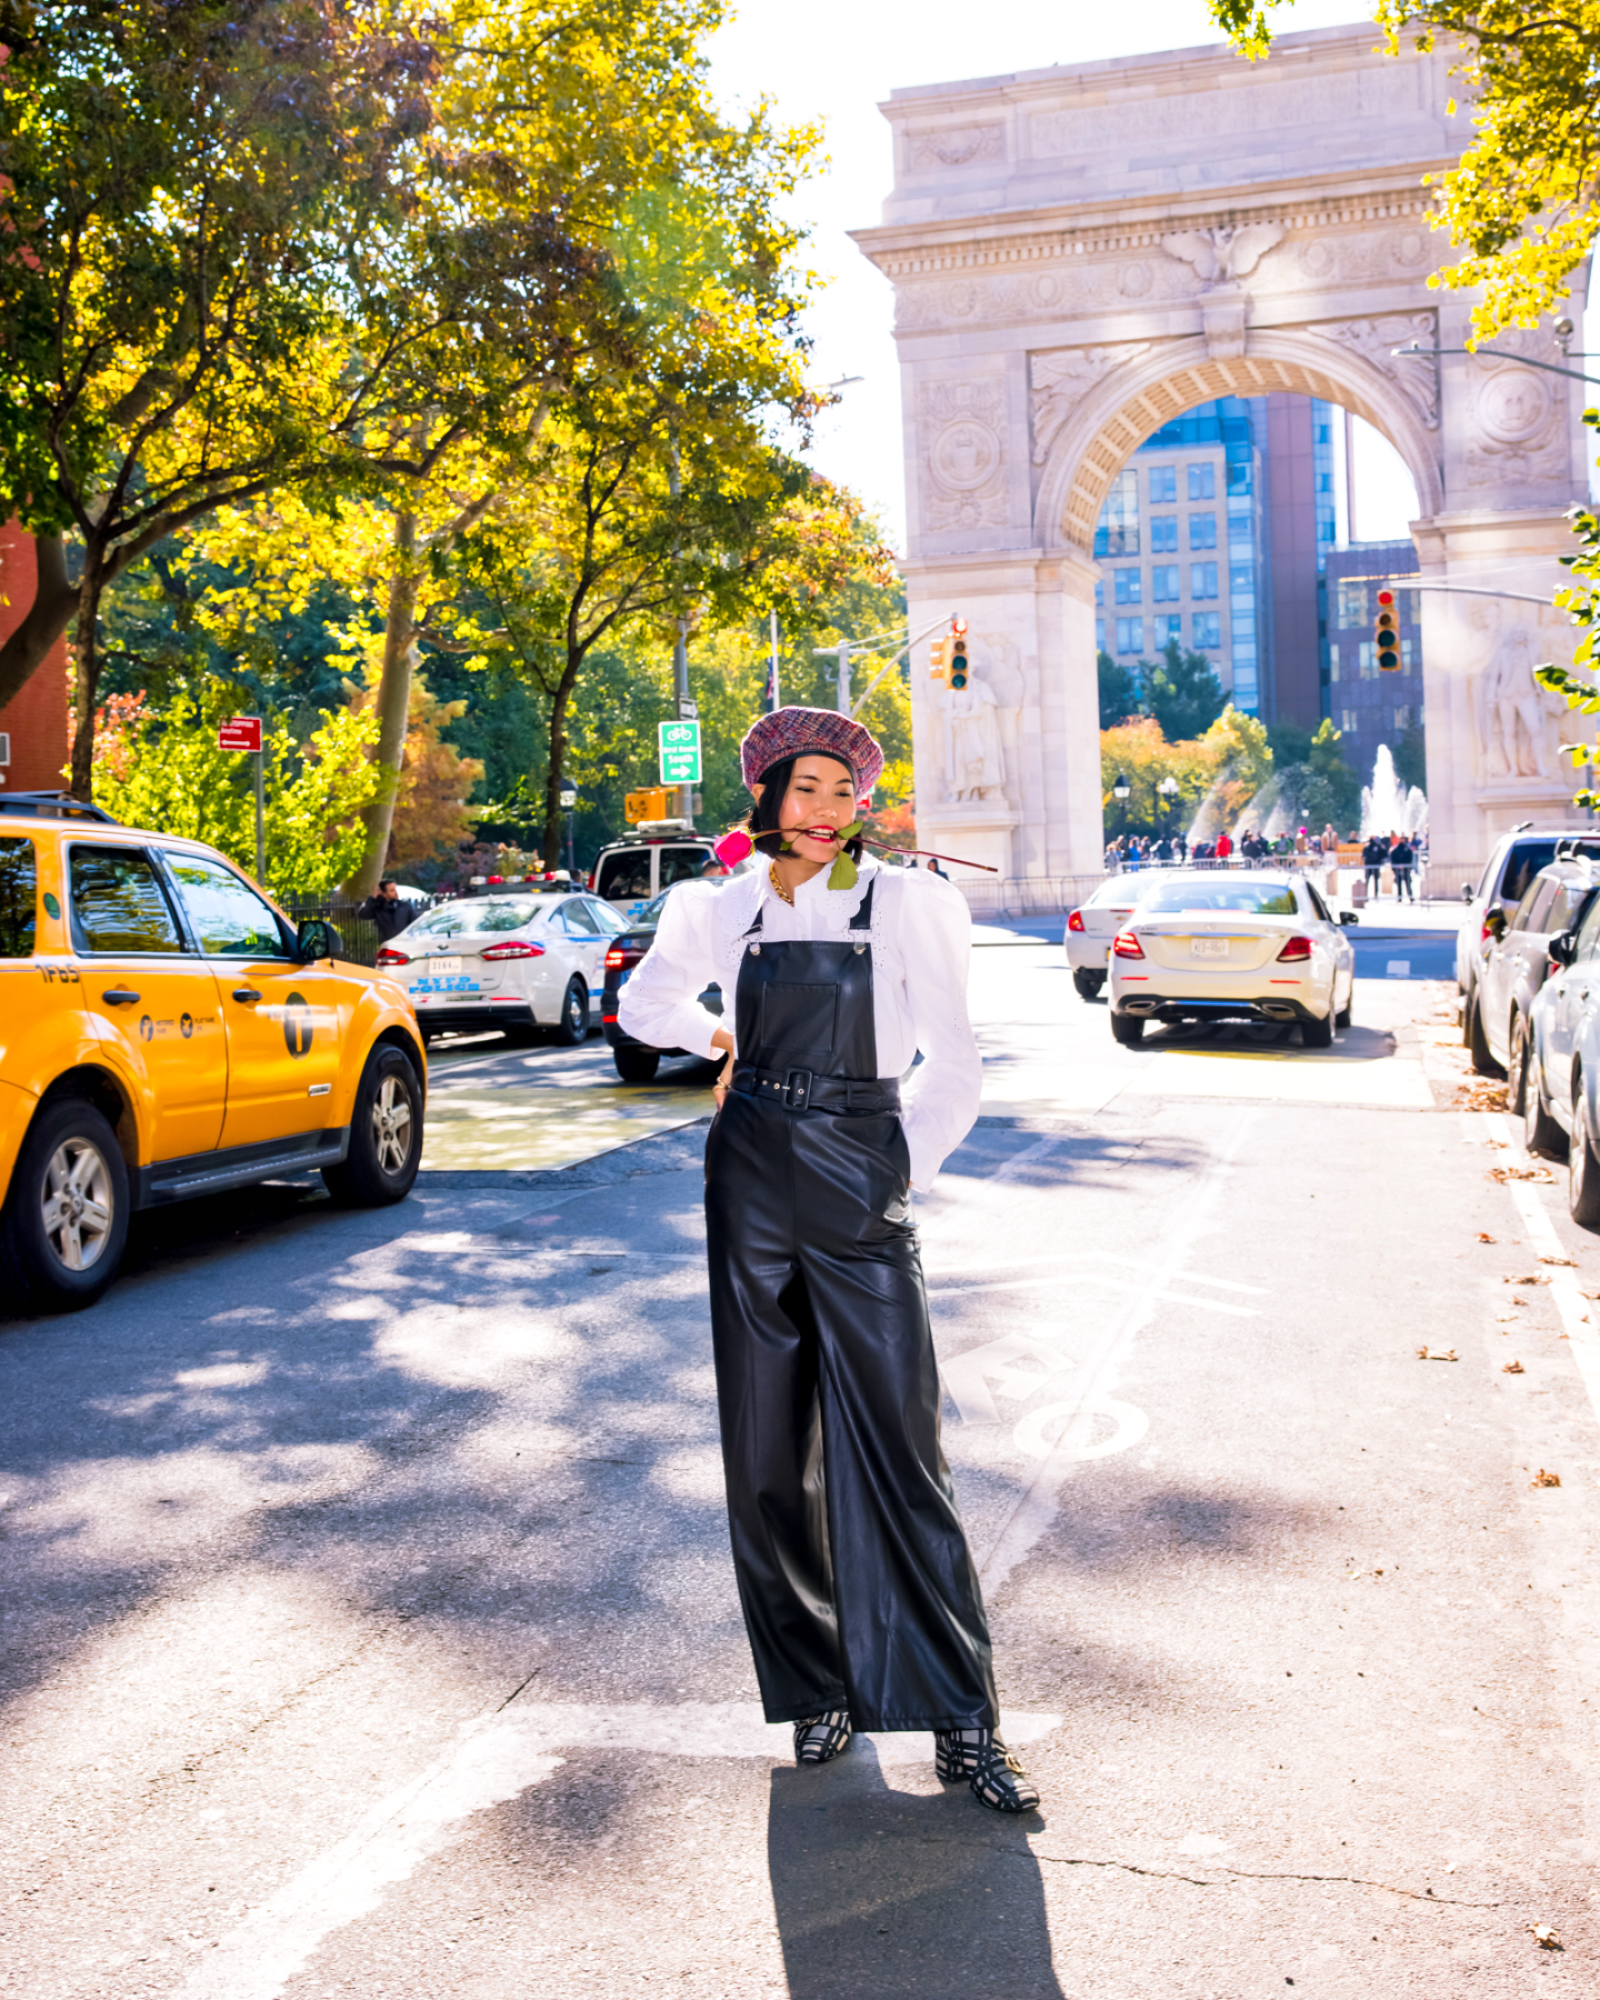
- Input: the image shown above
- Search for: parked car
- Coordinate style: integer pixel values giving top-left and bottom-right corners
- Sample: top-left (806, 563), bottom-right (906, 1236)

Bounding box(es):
top-left (1522, 891), bottom-right (1600, 1224)
top-left (592, 835), bottom-right (720, 920)
top-left (0, 792), bottom-right (425, 1312)
top-left (1064, 871), bottom-right (1185, 1000)
top-left (1107, 869), bottom-right (1357, 1048)
top-left (377, 888), bottom-right (626, 1044)
top-left (1455, 827), bottom-right (1600, 1021)
top-left (1472, 857), bottom-right (1600, 1095)
top-left (601, 882), bottom-right (727, 1082)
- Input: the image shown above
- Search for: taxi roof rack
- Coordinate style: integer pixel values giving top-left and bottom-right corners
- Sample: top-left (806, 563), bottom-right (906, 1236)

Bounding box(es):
top-left (0, 790), bottom-right (119, 824)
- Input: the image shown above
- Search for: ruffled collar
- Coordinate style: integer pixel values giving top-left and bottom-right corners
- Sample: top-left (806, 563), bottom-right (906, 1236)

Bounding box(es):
top-left (735, 852), bottom-right (880, 932)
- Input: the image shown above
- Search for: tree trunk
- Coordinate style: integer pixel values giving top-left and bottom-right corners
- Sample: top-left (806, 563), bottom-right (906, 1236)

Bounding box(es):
top-left (344, 508), bottom-right (419, 898)
top-left (67, 549), bottom-right (107, 803)
top-left (543, 645), bottom-right (585, 871)
top-left (0, 534), bottom-right (78, 711)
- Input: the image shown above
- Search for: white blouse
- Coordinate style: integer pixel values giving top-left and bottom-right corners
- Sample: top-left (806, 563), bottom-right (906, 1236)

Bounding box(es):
top-left (616, 856), bottom-right (983, 1191)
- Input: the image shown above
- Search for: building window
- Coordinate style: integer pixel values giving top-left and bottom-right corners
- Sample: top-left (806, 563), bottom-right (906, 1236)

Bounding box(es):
top-left (1116, 617), bottom-right (1144, 655)
top-left (1393, 705), bottom-right (1414, 730)
top-left (1192, 611), bottom-right (1221, 648)
top-left (1149, 465), bottom-right (1177, 503)
top-left (1114, 568), bottom-right (1142, 605)
top-left (1151, 516), bottom-right (1178, 553)
top-left (1094, 470), bottom-right (1140, 557)
top-left (1191, 562), bottom-right (1219, 600)
top-left (1402, 637), bottom-right (1415, 669)
top-left (1157, 614), bottom-right (1183, 645)
top-left (1188, 463), bottom-right (1215, 501)
top-left (1340, 708), bottom-right (1358, 733)
top-left (1329, 645), bottom-right (1340, 683)
top-left (1152, 565), bottom-right (1181, 602)
top-left (1229, 562), bottom-right (1255, 595)
top-left (1095, 618), bottom-right (1106, 652)
top-left (1189, 513), bottom-right (1217, 550)
top-left (1358, 642), bottom-right (1377, 680)
top-left (1227, 458), bottom-right (1252, 496)
top-left (1336, 580), bottom-right (1367, 626)
top-left (1095, 578), bottom-right (1104, 608)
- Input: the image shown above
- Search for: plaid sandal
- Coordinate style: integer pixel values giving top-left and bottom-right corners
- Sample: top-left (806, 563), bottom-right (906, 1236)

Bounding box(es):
top-left (934, 1729), bottom-right (1041, 1813)
top-left (793, 1709), bottom-right (853, 1764)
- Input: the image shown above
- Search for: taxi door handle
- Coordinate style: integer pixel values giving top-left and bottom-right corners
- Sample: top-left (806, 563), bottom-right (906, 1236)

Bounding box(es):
top-left (102, 988), bottom-right (141, 1006)
top-left (232, 987), bottom-right (263, 1004)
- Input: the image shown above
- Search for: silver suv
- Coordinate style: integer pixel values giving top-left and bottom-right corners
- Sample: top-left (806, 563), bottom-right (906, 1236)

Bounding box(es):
top-left (592, 836), bottom-right (718, 920)
top-left (1457, 828), bottom-right (1600, 1016)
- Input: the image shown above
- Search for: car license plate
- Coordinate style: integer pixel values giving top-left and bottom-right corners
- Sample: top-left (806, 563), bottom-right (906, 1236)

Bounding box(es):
top-left (1190, 937), bottom-right (1229, 958)
top-left (425, 956), bottom-right (462, 975)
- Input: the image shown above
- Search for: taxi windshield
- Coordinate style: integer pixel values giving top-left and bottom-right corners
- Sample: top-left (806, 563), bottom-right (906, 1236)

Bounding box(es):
top-left (1140, 883), bottom-right (1299, 917)
top-left (409, 897), bottom-right (538, 937)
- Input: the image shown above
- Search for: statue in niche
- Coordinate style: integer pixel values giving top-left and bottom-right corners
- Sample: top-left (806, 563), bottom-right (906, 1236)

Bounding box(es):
top-left (933, 652), bottom-right (1015, 806)
top-left (1478, 622), bottom-right (1559, 780)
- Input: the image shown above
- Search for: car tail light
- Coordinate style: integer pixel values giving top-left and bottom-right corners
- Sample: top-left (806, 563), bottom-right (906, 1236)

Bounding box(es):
top-left (1112, 930), bottom-right (1144, 959)
top-left (605, 944), bottom-right (647, 971)
top-left (1066, 910), bottom-right (1085, 933)
top-left (480, 940), bottom-right (546, 960)
top-left (486, 874), bottom-right (504, 884)
top-left (375, 947), bottom-right (410, 967)
top-left (1277, 935), bottom-right (1313, 962)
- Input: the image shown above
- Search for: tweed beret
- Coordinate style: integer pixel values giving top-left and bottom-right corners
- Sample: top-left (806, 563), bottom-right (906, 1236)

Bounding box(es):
top-left (739, 706), bottom-right (885, 804)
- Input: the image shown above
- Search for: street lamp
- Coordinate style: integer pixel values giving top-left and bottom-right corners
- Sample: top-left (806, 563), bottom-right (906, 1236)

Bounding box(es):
top-left (1157, 773), bottom-right (1179, 826)
top-left (1113, 773), bottom-right (1131, 799)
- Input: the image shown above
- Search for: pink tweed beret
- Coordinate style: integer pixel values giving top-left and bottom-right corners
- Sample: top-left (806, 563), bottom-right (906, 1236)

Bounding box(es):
top-left (739, 706), bottom-right (885, 804)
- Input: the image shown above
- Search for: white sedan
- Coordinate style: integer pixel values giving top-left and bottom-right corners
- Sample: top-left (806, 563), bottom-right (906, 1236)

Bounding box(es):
top-left (1106, 871), bottom-right (1357, 1048)
top-left (1065, 870), bottom-right (1185, 999)
top-left (377, 890), bottom-right (626, 1043)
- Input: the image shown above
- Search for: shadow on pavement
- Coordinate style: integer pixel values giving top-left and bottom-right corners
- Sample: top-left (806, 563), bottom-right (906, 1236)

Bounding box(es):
top-left (767, 1743), bottom-right (1063, 2000)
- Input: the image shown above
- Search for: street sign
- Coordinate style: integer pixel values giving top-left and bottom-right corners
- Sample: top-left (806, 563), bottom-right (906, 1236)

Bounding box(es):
top-left (658, 719), bottom-right (702, 785)
top-left (218, 717), bottom-right (263, 753)
top-left (676, 698), bottom-right (698, 721)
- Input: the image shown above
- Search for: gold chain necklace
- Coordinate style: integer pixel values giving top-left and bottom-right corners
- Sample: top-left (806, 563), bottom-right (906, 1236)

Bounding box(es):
top-left (768, 862), bottom-right (795, 907)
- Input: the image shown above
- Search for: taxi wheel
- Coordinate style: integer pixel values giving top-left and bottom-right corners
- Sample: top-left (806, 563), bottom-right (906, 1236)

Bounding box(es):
top-left (1110, 1012), bottom-right (1145, 1047)
top-left (1072, 969), bottom-right (1105, 1001)
top-left (0, 1098), bottom-right (129, 1313)
top-left (1571, 1084), bottom-right (1600, 1230)
top-left (552, 978), bottom-right (590, 1046)
top-left (323, 1046), bottom-right (422, 1207)
top-left (1301, 1008), bottom-right (1334, 1049)
top-left (614, 1047), bottom-right (661, 1083)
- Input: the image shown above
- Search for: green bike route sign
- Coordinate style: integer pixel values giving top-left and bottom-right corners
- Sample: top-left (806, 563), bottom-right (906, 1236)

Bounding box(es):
top-left (658, 720), bottom-right (702, 785)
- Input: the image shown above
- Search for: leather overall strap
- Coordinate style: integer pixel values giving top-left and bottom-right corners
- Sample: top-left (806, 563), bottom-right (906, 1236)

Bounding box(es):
top-left (729, 1065), bottom-right (900, 1114)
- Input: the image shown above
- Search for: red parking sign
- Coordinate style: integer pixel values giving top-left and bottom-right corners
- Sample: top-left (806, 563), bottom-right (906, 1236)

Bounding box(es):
top-left (218, 717), bottom-right (263, 753)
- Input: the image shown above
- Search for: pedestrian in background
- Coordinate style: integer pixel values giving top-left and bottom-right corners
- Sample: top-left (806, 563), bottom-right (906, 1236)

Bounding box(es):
top-left (1390, 832), bottom-right (1416, 902)
top-left (1215, 829), bottom-right (1233, 864)
top-left (358, 879), bottom-right (410, 944)
top-left (1361, 832), bottom-right (1388, 901)
top-left (619, 705), bottom-right (1040, 1816)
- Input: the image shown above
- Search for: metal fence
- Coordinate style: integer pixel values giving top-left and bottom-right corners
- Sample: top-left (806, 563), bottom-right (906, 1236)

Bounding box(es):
top-left (281, 894), bottom-right (387, 968)
top-left (954, 874), bottom-right (1108, 919)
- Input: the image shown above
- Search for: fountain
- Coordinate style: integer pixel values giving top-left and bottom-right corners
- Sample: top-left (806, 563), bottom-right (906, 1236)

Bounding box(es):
top-left (1359, 744), bottom-right (1427, 838)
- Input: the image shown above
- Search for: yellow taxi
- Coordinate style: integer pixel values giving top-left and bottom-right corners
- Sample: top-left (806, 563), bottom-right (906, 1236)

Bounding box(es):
top-left (0, 794), bottom-right (426, 1313)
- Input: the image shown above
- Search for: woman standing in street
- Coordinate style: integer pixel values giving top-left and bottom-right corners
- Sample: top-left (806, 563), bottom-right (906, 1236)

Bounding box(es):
top-left (618, 706), bottom-right (1039, 1814)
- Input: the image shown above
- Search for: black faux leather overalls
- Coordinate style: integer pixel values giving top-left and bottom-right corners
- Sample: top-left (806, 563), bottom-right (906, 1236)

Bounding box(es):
top-left (703, 878), bottom-right (998, 1733)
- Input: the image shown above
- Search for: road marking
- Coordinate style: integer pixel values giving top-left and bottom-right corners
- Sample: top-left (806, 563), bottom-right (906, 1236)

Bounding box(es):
top-left (928, 1271), bottom-right (1258, 1316)
top-left (177, 1702), bottom-right (1063, 2000)
top-left (925, 1250), bottom-right (1267, 1294)
top-left (974, 1106), bottom-right (1258, 1601)
top-left (1014, 1395), bottom-right (1149, 1463)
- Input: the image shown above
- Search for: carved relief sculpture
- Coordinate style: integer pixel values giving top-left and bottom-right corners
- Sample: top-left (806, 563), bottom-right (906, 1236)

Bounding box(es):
top-left (1466, 335), bottom-right (1568, 488)
top-left (1476, 621), bottom-right (1564, 780)
top-left (1029, 345), bottom-right (1150, 464)
top-left (1158, 223), bottom-right (1285, 284)
top-left (1321, 312), bottom-right (1440, 429)
top-left (918, 377), bottom-right (1010, 533)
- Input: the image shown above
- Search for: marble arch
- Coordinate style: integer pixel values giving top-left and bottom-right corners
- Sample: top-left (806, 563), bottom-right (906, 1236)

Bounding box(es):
top-left (853, 23), bottom-right (1593, 883)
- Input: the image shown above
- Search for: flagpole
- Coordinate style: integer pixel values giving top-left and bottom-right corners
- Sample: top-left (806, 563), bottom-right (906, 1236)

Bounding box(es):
top-left (769, 611), bottom-right (780, 712)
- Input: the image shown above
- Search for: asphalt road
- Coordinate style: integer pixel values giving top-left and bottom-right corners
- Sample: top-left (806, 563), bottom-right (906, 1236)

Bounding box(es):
top-left (5, 925), bottom-right (1600, 1998)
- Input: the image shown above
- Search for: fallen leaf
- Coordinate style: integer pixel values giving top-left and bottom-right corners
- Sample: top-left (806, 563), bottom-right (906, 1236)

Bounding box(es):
top-left (1538, 1255), bottom-right (1578, 1267)
top-left (1530, 1469), bottom-right (1562, 1489)
top-left (1417, 1346), bottom-right (1459, 1362)
top-left (1489, 1166), bottom-right (1557, 1184)
top-left (1528, 1923), bottom-right (1563, 1949)
top-left (1477, 1232), bottom-right (1497, 1243)
top-left (1504, 1274), bottom-right (1549, 1285)
top-left (1503, 1360), bottom-right (1525, 1374)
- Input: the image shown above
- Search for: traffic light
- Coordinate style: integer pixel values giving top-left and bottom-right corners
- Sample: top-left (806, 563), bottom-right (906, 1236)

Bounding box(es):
top-left (929, 632), bottom-right (951, 686)
top-left (949, 618), bottom-right (969, 690)
top-left (625, 786), bottom-right (672, 824)
top-left (1375, 589), bottom-right (1401, 672)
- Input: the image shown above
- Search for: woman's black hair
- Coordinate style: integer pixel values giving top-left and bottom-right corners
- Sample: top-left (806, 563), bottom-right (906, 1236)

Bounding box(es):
top-left (746, 753), bottom-right (864, 863)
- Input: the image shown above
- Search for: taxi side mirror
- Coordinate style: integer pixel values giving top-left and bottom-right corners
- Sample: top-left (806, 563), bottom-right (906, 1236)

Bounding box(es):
top-left (1339, 910), bottom-right (1359, 926)
top-left (297, 917), bottom-right (342, 961)
top-left (1549, 930), bottom-right (1577, 968)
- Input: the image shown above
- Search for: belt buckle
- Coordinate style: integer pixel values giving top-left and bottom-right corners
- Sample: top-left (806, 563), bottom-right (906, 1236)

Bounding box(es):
top-left (783, 1067), bottom-right (813, 1109)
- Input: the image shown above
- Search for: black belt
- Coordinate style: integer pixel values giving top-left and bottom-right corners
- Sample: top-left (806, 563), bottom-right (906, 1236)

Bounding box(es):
top-left (730, 1064), bottom-right (900, 1114)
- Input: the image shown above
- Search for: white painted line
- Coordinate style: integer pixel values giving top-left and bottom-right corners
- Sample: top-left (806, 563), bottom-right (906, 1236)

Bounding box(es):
top-left (1486, 1112), bottom-right (1600, 1439)
top-left (178, 1702), bottom-right (1063, 2000)
top-left (924, 1250), bottom-right (1267, 1294)
top-left (974, 1106), bottom-right (1258, 1601)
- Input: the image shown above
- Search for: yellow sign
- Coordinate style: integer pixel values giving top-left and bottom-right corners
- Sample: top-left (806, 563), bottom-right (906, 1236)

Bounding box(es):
top-left (625, 787), bottom-right (673, 824)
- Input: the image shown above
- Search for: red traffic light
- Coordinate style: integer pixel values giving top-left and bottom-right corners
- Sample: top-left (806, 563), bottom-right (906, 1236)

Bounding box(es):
top-left (1376, 589), bottom-right (1395, 608)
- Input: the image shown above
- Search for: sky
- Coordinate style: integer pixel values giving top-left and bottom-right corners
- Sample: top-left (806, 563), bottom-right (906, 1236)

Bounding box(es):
top-left (704, 0), bottom-right (1436, 550)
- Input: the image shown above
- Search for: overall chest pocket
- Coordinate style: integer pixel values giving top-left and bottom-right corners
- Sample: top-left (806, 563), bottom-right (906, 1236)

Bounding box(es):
top-left (758, 980), bottom-right (838, 1061)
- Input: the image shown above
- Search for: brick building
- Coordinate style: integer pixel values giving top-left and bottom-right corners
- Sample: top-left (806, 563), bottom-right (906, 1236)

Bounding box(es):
top-left (0, 524), bottom-right (70, 792)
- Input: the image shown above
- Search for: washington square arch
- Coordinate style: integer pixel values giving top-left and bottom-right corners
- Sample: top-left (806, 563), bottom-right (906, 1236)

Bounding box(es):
top-left (852, 22), bottom-right (1595, 889)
